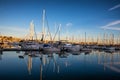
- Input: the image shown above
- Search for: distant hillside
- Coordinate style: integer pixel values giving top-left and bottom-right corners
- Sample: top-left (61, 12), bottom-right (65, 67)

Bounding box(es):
top-left (0, 36), bottom-right (21, 42)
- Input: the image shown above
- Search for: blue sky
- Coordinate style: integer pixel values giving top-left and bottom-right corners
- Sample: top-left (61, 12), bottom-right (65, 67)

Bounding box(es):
top-left (0, 0), bottom-right (120, 40)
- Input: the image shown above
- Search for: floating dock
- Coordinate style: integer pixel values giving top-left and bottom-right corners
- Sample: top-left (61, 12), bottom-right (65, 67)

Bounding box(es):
top-left (0, 48), bottom-right (43, 51)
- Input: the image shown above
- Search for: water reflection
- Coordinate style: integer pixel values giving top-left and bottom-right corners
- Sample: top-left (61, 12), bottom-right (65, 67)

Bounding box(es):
top-left (18, 51), bottom-right (61, 80)
top-left (0, 50), bottom-right (3, 60)
top-left (97, 51), bottom-right (120, 73)
top-left (28, 55), bottom-right (32, 75)
top-left (1, 50), bottom-right (120, 80)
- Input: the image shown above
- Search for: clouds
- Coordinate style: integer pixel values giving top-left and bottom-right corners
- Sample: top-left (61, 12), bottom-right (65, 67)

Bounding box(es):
top-left (108, 4), bottom-right (120, 11)
top-left (105, 3), bottom-right (120, 30)
top-left (101, 20), bottom-right (120, 30)
top-left (0, 26), bottom-right (28, 37)
top-left (66, 23), bottom-right (73, 27)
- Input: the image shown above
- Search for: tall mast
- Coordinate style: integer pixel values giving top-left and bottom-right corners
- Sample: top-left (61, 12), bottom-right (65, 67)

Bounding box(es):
top-left (85, 32), bottom-right (86, 45)
top-left (58, 24), bottom-right (61, 41)
top-left (30, 20), bottom-right (37, 40)
top-left (41, 9), bottom-right (45, 41)
top-left (42, 9), bottom-right (45, 35)
top-left (103, 32), bottom-right (106, 45)
top-left (118, 34), bottom-right (119, 45)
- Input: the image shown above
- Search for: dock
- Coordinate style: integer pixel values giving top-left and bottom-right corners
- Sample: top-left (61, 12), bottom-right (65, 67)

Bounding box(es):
top-left (0, 48), bottom-right (43, 51)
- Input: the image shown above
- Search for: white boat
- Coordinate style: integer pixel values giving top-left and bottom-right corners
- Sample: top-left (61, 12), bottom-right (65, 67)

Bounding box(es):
top-left (20, 41), bottom-right (42, 49)
top-left (80, 46), bottom-right (92, 52)
top-left (43, 44), bottom-right (60, 52)
top-left (61, 44), bottom-right (80, 52)
top-left (106, 47), bottom-right (115, 50)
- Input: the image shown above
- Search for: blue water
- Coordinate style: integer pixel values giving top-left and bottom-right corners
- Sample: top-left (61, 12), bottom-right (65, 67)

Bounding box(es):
top-left (0, 50), bottom-right (120, 80)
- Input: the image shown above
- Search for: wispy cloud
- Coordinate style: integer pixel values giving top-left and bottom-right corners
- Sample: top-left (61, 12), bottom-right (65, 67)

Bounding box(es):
top-left (108, 4), bottom-right (120, 11)
top-left (66, 23), bottom-right (73, 27)
top-left (101, 20), bottom-right (120, 30)
top-left (0, 26), bottom-right (28, 37)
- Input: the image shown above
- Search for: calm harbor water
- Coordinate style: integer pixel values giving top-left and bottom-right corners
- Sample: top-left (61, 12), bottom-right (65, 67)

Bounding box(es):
top-left (0, 50), bottom-right (120, 80)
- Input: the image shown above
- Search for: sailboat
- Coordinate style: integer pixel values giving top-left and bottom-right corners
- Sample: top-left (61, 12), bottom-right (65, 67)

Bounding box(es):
top-left (40, 9), bottom-right (60, 52)
top-left (20, 20), bottom-right (42, 50)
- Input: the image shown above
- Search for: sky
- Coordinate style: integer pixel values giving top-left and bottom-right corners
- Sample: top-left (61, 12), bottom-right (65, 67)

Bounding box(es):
top-left (0, 0), bottom-right (120, 40)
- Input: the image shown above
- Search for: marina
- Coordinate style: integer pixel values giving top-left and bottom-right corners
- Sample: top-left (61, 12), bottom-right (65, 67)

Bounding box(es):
top-left (0, 8), bottom-right (120, 53)
top-left (0, 0), bottom-right (120, 80)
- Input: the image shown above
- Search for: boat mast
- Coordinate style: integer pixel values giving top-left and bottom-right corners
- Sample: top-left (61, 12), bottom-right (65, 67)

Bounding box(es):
top-left (85, 32), bottom-right (86, 45)
top-left (29, 20), bottom-right (37, 40)
top-left (58, 24), bottom-right (61, 41)
top-left (118, 34), bottom-right (119, 45)
top-left (41, 9), bottom-right (45, 41)
top-left (53, 24), bottom-right (61, 42)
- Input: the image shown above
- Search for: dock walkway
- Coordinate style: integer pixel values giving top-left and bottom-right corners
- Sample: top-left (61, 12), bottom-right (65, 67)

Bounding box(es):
top-left (0, 48), bottom-right (43, 51)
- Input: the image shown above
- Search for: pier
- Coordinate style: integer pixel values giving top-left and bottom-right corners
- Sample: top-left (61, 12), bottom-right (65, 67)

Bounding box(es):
top-left (0, 48), bottom-right (43, 51)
